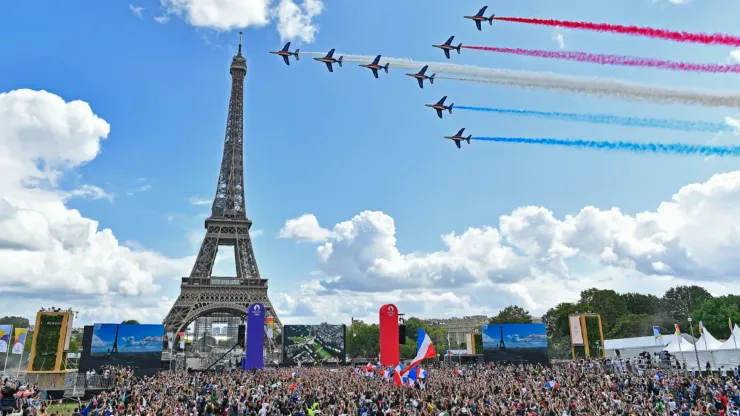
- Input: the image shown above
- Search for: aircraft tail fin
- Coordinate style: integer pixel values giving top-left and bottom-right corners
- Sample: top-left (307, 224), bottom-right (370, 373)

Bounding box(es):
top-left (466, 134), bottom-right (471, 144)
top-left (338, 56), bottom-right (343, 67)
top-left (295, 49), bottom-right (300, 60)
top-left (457, 43), bottom-right (462, 53)
top-left (384, 63), bottom-right (389, 73)
top-left (489, 15), bottom-right (495, 24)
top-left (430, 74), bottom-right (435, 84)
top-left (449, 103), bottom-right (454, 114)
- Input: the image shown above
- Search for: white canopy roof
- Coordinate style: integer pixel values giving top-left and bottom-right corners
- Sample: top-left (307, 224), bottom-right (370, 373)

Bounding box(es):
top-left (663, 333), bottom-right (693, 353)
top-left (604, 335), bottom-right (667, 350)
top-left (695, 327), bottom-right (724, 351)
top-left (718, 325), bottom-right (740, 350)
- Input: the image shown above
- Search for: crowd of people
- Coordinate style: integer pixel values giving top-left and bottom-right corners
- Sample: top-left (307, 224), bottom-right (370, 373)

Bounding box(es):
top-left (1, 359), bottom-right (740, 415)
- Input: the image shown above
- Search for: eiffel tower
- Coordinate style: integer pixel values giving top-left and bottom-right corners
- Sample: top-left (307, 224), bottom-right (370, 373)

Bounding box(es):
top-left (163, 33), bottom-right (282, 359)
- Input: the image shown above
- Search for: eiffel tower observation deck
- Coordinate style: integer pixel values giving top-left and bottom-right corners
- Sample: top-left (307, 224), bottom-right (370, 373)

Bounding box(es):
top-left (163, 33), bottom-right (282, 362)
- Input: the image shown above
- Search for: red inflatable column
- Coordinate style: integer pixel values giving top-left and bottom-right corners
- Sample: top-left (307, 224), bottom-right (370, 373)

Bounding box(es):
top-left (379, 304), bottom-right (400, 366)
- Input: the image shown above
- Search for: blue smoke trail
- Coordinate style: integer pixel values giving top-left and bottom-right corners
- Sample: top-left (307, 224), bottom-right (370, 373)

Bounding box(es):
top-left (456, 106), bottom-right (732, 133)
top-left (472, 137), bottom-right (740, 157)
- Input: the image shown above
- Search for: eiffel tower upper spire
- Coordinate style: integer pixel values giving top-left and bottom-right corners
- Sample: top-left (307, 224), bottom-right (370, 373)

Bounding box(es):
top-left (212, 31), bottom-right (248, 219)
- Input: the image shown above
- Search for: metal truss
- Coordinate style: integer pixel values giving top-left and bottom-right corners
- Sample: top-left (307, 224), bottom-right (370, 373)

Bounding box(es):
top-left (163, 34), bottom-right (282, 362)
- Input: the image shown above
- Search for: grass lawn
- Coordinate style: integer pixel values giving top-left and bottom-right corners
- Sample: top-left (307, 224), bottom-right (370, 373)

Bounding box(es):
top-left (47, 402), bottom-right (79, 416)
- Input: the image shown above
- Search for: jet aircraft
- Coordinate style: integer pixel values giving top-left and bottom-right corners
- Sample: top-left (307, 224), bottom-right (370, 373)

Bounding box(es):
top-left (405, 65), bottom-right (435, 89)
top-left (269, 42), bottom-right (300, 65)
top-left (432, 36), bottom-right (462, 59)
top-left (444, 128), bottom-right (471, 149)
top-left (464, 6), bottom-right (495, 31)
top-left (425, 96), bottom-right (454, 119)
top-left (359, 55), bottom-right (389, 78)
top-left (313, 49), bottom-right (343, 72)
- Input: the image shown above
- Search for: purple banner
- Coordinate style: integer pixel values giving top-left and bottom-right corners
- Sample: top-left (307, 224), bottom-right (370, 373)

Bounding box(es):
top-left (244, 303), bottom-right (265, 370)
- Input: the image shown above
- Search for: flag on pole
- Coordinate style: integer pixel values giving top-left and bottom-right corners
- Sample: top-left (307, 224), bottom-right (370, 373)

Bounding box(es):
top-left (402, 328), bottom-right (436, 375)
top-left (0, 325), bottom-right (11, 353)
top-left (393, 363), bottom-right (405, 386)
top-left (11, 329), bottom-right (27, 355)
top-left (699, 321), bottom-right (705, 335)
top-left (729, 317), bottom-right (735, 339)
top-left (674, 323), bottom-right (680, 337)
top-left (652, 326), bottom-right (663, 345)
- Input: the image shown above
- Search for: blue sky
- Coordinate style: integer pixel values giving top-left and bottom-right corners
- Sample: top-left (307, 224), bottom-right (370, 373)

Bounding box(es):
top-left (3, 0), bottom-right (740, 326)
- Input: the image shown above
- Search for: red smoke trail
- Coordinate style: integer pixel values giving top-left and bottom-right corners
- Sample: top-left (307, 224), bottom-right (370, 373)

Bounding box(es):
top-left (462, 46), bottom-right (740, 74)
top-left (494, 17), bottom-right (740, 47)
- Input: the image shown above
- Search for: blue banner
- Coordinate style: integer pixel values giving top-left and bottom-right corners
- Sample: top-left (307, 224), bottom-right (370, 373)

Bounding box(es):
top-left (244, 303), bottom-right (265, 370)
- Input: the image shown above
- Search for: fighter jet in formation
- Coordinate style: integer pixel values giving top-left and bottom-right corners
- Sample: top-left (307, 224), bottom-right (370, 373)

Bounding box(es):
top-left (464, 6), bottom-right (495, 31)
top-left (269, 42), bottom-right (300, 65)
top-left (433, 36), bottom-right (462, 59)
top-left (425, 96), bottom-right (454, 119)
top-left (359, 55), bottom-right (389, 78)
top-left (313, 49), bottom-right (344, 72)
top-left (405, 65), bottom-right (435, 89)
top-left (444, 128), bottom-right (471, 149)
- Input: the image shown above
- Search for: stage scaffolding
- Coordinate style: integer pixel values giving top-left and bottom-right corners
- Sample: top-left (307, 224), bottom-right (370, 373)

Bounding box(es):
top-left (191, 313), bottom-right (243, 354)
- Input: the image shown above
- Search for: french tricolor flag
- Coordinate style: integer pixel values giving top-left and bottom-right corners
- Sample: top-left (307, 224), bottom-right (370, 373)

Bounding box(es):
top-left (402, 328), bottom-right (436, 375)
top-left (393, 363), bottom-right (405, 386)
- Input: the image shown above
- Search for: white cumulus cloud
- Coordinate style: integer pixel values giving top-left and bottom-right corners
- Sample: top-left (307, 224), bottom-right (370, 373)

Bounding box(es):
top-left (160, 0), bottom-right (323, 43)
top-left (277, 171), bottom-right (740, 321)
top-left (279, 213), bottom-right (334, 242)
top-left (0, 89), bottom-right (192, 322)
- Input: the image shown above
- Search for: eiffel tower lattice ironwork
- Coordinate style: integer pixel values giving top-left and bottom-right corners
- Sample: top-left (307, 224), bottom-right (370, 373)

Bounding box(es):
top-left (163, 33), bottom-right (282, 359)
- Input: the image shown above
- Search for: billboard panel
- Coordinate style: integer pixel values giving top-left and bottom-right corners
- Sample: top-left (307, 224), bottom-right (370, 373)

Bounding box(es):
top-left (282, 324), bottom-right (346, 366)
top-left (481, 323), bottom-right (548, 364)
top-left (569, 316), bottom-right (585, 346)
top-left (91, 324), bottom-right (118, 355)
top-left (83, 323), bottom-right (165, 377)
top-left (117, 324), bottom-right (165, 354)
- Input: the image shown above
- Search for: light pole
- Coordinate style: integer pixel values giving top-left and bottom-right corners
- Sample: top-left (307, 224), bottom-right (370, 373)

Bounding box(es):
top-left (687, 317), bottom-right (701, 373)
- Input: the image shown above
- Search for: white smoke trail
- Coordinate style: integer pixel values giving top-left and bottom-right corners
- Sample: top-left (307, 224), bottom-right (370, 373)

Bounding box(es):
top-left (302, 52), bottom-right (740, 108)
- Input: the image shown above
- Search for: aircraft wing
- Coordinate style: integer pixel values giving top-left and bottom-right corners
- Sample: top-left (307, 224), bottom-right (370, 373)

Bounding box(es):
top-left (444, 49), bottom-right (450, 59)
top-left (283, 55), bottom-right (290, 65)
top-left (372, 55), bottom-right (381, 65)
top-left (445, 36), bottom-right (454, 45)
top-left (455, 140), bottom-right (461, 149)
top-left (417, 78), bottom-right (424, 89)
top-left (477, 6), bottom-right (487, 16)
top-left (327, 49), bottom-right (335, 58)
top-left (282, 42), bottom-right (291, 51)
top-left (475, 20), bottom-right (482, 30)
top-left (372, 68), bottom-right (378, 78)
top-left (436, 109), bottom-right (443, 118)
top-left (325, 62), bottom-right (333, 72)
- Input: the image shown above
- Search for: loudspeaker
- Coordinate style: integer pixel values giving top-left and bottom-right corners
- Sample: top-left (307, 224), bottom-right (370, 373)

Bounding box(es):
top-left (399, 325), bottom-right (406, 344)
top-left (238, 325), bottom-right (246, 348)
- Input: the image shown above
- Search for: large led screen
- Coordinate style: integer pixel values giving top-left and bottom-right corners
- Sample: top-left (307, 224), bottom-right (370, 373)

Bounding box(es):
top-left (282, 324), bottom-right (346, 365)
top-left (481, 323), bottom-right (548, 364)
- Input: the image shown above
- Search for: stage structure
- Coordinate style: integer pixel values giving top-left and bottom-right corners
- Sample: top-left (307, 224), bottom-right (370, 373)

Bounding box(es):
top-left (569, 313), bottom-right (605, 359)
top-left (27, 309), bottom-right (75, 372)
top-left (163, 33), bottom-right (282, 362)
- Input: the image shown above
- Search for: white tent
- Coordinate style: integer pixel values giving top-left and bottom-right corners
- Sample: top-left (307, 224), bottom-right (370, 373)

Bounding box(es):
top-left (663, 333), bottom-right (692, 354)
top-left (695, 327), bottom-right (724, 351)
top-left (714, 324), bottom-right (740, 368)
top-left (604, 335), bottom-right (669, 359)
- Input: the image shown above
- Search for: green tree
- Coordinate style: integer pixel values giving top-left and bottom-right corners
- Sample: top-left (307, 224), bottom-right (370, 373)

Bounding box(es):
top-left (346, 320), bottom-right (379, 359)
top-left (662, 285), bottom-right (713, 321)
top-left (541, 302), bottom-right (593, 359)
top-left (607, 314), bottom-right (653, 339)
top-left (692, 296), bottom-right (740, 339)
top-left (0, 316), bottom-right (30, 328)
top-left (622, 293), bottom-right (662, 316)
top-left (121, 320), bottom-right (140, 324)
top-left (578, 288), bottom-right (628, 332)
top-left (489, 306), bottom-right (533, 324)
